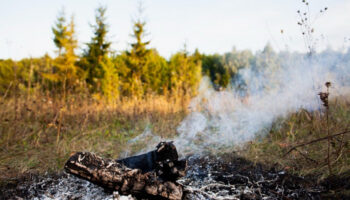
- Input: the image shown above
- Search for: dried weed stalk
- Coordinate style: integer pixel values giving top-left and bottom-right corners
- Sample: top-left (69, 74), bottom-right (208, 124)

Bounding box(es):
top-left (319, 82), bottom-right (331, 174)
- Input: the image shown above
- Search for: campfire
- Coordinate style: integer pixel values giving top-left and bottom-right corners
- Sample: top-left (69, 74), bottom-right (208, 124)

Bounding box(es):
top-left (62, 142), bottom-right (325, 200)
top-left (3, 141), bottom-right (341, 199)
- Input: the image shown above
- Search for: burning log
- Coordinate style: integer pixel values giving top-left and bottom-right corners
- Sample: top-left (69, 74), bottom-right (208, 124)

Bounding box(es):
top-left (64, 142), bottom-right (187, 200)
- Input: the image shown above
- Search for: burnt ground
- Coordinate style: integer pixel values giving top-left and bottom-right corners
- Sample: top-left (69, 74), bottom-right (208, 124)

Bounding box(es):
top-left (181, 155), bottom-right (350, 199)
top-left (1, 155), bottom-right (349, 200)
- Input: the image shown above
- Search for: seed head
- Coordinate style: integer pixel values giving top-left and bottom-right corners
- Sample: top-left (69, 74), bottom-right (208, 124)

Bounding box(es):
top-left (319, 82), bottom-right (331, 108)
top-left (318, 92), bottom-right (329, 108)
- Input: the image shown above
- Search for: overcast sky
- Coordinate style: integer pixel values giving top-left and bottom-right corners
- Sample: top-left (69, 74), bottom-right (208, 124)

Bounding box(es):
top-left (1, 0), bottom-right (349, 60)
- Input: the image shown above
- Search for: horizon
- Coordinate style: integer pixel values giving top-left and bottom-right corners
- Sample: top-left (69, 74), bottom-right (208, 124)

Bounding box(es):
top-left (1, 0), bottom-right (350, 60)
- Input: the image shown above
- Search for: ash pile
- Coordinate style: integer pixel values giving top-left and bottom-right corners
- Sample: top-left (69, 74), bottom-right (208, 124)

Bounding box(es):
top-left (181, 156), bottom-right (323, 200)
top-left (64, 142), bottom-right (324, 200)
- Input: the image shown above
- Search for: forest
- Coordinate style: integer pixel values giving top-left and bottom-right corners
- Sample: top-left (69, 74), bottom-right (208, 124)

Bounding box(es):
top-left (0, 6), bottom-right (308, 100)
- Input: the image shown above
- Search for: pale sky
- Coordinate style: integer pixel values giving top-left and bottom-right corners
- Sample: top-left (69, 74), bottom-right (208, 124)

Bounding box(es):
top-left (1, 0), bottom-right (349, 60)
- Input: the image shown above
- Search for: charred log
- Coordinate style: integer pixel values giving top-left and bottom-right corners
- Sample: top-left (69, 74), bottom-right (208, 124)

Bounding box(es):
top-left (64, 142), bottom-right (186, 200)
top-left (117, 141), bottom-right (187, 181)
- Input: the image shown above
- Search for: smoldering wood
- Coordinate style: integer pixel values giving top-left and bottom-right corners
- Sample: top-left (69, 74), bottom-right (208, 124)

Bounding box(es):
top-left (117, 142), bottom-right (186, 181)
top-left (64, 142), bottom-right (187, 200)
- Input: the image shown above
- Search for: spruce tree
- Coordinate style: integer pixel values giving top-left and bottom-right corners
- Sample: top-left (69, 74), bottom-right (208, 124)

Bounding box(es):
top-left (202, 54), bottom-right (230, 89)
top-left (125, 13), bottom-right (151, 97)
top-left (81, 6), bottom-right (118, 98)
top-left (142, 49), bottom-right (168, 95)
top-left (168, 49), bottom-right (202, 97)
top-left (47, 10), bottom-right (80, 95)
top-left (52, 9), bottom-right (67, 56)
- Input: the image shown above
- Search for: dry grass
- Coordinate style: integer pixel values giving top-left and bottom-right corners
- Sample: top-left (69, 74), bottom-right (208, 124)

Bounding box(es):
top-left (1, 90), bottom-right (349, 182)
top-left (0, 93), bottom-right (189, 180)
top-left (241, 96), bottom-right (350, 179)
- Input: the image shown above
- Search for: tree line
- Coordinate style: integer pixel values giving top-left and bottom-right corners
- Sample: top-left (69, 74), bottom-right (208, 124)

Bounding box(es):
top-left (0, 6), bottom-right (294, 100)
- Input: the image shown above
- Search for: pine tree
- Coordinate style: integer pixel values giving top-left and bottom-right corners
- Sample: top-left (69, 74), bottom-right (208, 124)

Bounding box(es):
top-left (142, 49), bottom-right (168, 95)
top-left (168, 49), bottom-right (202, 97)
top-left (46, 10), bottom-right (80, 95)
top-left (52, 9), bottom-right (67, 56)
top-left (125, 14), bottom-right (151, 97)
top-left (80, 6), bottom-right (118, 98)
top-left (202, 54), bottom-right (230, 89)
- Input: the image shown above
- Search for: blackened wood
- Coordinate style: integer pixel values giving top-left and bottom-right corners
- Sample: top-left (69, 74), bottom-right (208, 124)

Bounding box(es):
top-left (117, 141), bottom-right (187, 181)
top-left (64, 152), bottom-right (183, 200)
top-left (116, 150), bottom-right (157, 173)
top-left (64, 142), bottom-right (187, 200)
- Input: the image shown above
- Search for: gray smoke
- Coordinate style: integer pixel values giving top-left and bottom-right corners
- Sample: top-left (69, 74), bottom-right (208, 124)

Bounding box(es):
top-left (174, 49), bottom-right (350, 156)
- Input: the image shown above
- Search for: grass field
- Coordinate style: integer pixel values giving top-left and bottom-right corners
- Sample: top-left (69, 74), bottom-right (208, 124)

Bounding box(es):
top-left (0, 94), bottom-right (189, 180)
top-left (0, 92), bottom-right (349, 182)
top-left (241, 96), bottom-right (350, 178)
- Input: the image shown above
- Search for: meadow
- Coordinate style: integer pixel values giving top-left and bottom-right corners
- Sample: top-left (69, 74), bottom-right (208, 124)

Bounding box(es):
top-left (0, 3), bottom-right (349, 191)
top-left (0, 93), bottom-right (188, 179)
top-left (1, 90), bottom-right (349, 183)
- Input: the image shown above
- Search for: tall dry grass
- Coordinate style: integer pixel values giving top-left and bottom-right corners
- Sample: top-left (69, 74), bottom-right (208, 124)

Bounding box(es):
top-left (241, 96), bottom-right (350, 179)
top-left (1, 90), bottom-right (349, 181)
top-left (0, 93), bottom-right (189, 180)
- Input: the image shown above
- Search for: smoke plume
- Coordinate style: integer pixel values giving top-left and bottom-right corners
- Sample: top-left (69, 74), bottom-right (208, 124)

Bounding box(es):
top-left (174, 49), bottom-right (350, 156)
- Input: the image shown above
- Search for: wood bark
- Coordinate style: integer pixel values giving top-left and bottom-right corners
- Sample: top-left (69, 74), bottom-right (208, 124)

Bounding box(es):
top-left (64, 142), bottom-right (186, 200)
